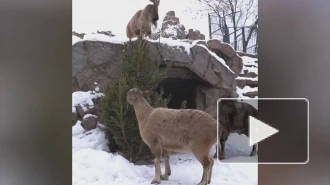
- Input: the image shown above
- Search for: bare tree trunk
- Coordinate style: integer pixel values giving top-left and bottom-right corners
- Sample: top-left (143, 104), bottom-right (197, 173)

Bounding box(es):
top-left (244, 19), bottom-right (258, 51)
top-left (242, 27), bottom-right (246, 52)
top-left (223, 23), bottom-right (230, 43)
top-left (233, 21), bottom-right (237, 50)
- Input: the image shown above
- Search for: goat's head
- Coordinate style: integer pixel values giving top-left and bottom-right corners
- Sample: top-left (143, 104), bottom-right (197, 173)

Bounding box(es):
top-left (126, 88), bottom-right (150, 105)
top-left (218, 100), bottom-right (237, 115)
top-left (149, 0), bottom-right (160, 24)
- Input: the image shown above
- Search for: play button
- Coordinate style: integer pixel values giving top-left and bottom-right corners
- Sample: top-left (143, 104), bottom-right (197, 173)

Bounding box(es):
top-left (249, 116), bottom-right (279, 146)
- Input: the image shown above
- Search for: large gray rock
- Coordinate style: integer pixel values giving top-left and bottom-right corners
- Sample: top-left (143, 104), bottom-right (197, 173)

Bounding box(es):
top-left (72, 39), bottom-right (237, 92)
top-left (72, 41), bottom-right (123, 92)
top-left (207, 39), bottom-right (243, 76)
top-left (194, 84), bottom-right (238, 119)
top-left (186, 29), bottom-right (205, 40)
top-left (72, 41), bottom-right (88, 78)
top-left (81, 115), bottom-right (98, 131)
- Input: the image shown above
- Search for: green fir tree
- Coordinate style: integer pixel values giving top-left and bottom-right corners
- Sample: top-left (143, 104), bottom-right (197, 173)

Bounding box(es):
top-left (101, 39), bottom-right (177, 162)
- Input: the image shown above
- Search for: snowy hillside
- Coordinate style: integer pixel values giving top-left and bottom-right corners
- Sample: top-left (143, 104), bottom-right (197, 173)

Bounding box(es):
top-left (72, 125), bottom-right (257, 185)
top-left (72, 91), bottom-right (257, 185)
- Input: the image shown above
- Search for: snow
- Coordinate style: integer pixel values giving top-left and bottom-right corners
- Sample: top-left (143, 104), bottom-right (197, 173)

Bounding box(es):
top-left (72, 113), bottom-right (257, 185)
top-left (240, 56), bottom-right (258, 75)
top-left (196, 44), bottom-right (235, 74)
top-left (72, 126), bottom-right (257, 185)
top-left (149, 37), bottom-right (192, 54)
top-left (236, 76), bottom-right (258, 81)
top-left (72, 91), bottom-right (104, 112)
top-left (236, 86), bottom-right (258, 99)
top-left (72, 121), bottom-right (109, 153)
top-left (83, 114), bottom-right (98, 119)
top-left (83, 33), bottom-right (136, 44)
top-left (241, 56), bottom-right (258, 67)
top-left (72, 34), bottom-right (236, 72)
top-left (163, 25), bottom-right (178, 36)
top-left (73, 35), bottom-right (82, 45)
top-left (95, 86), bottom-right (100, 92)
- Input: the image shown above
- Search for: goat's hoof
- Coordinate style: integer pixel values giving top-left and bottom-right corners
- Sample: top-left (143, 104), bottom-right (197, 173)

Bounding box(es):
top-left (250, 153), bottom-right (257, 157)
top-left (250, 151), bottom-right (257, 156)
top-left (151, 179), bottom-right (161, 184)
top-left (219, 153), bottom-right (226, 160)
top-left (197, 181), bottom-right (207, 185)
top-left (160, 174), bottom-right (169, 180)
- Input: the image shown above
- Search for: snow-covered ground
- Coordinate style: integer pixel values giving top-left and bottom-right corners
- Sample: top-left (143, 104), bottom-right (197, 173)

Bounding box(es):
top-left (72, 90), bottom-right (258, 185)
top-left (72, 122), bottom-right (257, 185)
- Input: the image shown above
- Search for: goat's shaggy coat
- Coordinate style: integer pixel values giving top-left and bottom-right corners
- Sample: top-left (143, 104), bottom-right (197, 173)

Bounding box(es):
top-left (214, 99), bottom-right (258, 159)
top-left (126, 0), bottom-right (160, 40)
top-left (126, 88), bottom-right (223, 185)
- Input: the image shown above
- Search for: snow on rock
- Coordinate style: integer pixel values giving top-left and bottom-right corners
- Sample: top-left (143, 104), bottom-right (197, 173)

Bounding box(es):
top-left (196, 44), bottom-right (235, 74)
top-left (241, 65), bottom-right (258, 75)
top-left (148, 37), bottom-right (192, 54)
top-left (241, 56), bottom-right (258, 67)
top-left (94, 86), bottom-right (100, 92)
top-left (72, 34), bottom-right (239, 73)
top-left (240, 56), bottom-right (258, 75)
top-left (73, 33), bottom-right (197, 56)
top-left (72, 121), bottom-right (109, 153)
top-left (236, 76), bottom-right (258, 81)
top-left (83, 114), bottom-right (98, 119)
top-left (236, 86), bottom-right (258, 99)
top-left (72, 91), bottom-right (104, 113)
top-left (73, 35), bottom-right (82, 45)
top-left (83, 33), bottom-right (136, 44)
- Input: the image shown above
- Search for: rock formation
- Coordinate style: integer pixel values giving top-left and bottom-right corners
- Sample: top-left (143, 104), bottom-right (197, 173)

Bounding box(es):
top-left (160, 11), bottom-right (187, 40)
top-left (186, 29), bottom-right (205, 40)
top-left (235, 54), bottom-right (258, 98)
top-left (72, 31), bottom-right (85, 39)
top-left (72, 35), bottom-right (247, 125)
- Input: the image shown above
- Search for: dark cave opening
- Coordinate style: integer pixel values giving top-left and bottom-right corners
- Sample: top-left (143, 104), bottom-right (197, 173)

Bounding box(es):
top-left (156, 78), bottom-right (200, 109)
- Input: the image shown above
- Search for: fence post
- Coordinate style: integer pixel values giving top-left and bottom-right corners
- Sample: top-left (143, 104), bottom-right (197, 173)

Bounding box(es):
top-left (242, 27), bottom-right (246, 52)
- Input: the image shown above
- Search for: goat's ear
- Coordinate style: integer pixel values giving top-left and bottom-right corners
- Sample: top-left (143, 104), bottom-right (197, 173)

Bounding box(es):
top-left (142, 90), bottom-right (150, 96)
top-left (154, 0), bottom-right (160, 6)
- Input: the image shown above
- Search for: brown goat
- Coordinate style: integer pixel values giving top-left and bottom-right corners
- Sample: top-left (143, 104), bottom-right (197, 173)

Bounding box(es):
top-left (126, 0), bottom-right (160, 40)
top-left (126, 88), bottom-right (223, 185)
top-left (213, 99), bottom-right (258, 160)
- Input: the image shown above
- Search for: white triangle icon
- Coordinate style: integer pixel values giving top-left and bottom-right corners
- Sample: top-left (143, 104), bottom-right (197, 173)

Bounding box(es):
top-left (249, 116), bottom-right (279, 146)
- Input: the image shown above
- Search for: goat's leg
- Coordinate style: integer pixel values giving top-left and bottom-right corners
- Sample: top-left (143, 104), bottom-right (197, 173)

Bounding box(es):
top-left (193, 148), bottom-right (212, 185)
top-left (160, 150), bottom-right (171, 180)
top-left (207, 156), bottom-right (214, 184)
top-left (213, 144), bottom-right (220, 158)
top-left (250, 143), bottom-right (258, 156)
top-left (219, 138), bottom-right (227, 160)
top-left (243, 127), bottom-right (258, 156)
top-left (217, 133), bottom-right (228, 160)
top-left (150, 142), bottom-right (162, 184)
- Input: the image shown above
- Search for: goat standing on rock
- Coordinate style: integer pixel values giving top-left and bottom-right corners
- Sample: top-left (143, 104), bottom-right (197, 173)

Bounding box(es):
top-left (126, 88), bottom-right (223, 185)
top-left (126, 0), bottom-right (160, 40)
